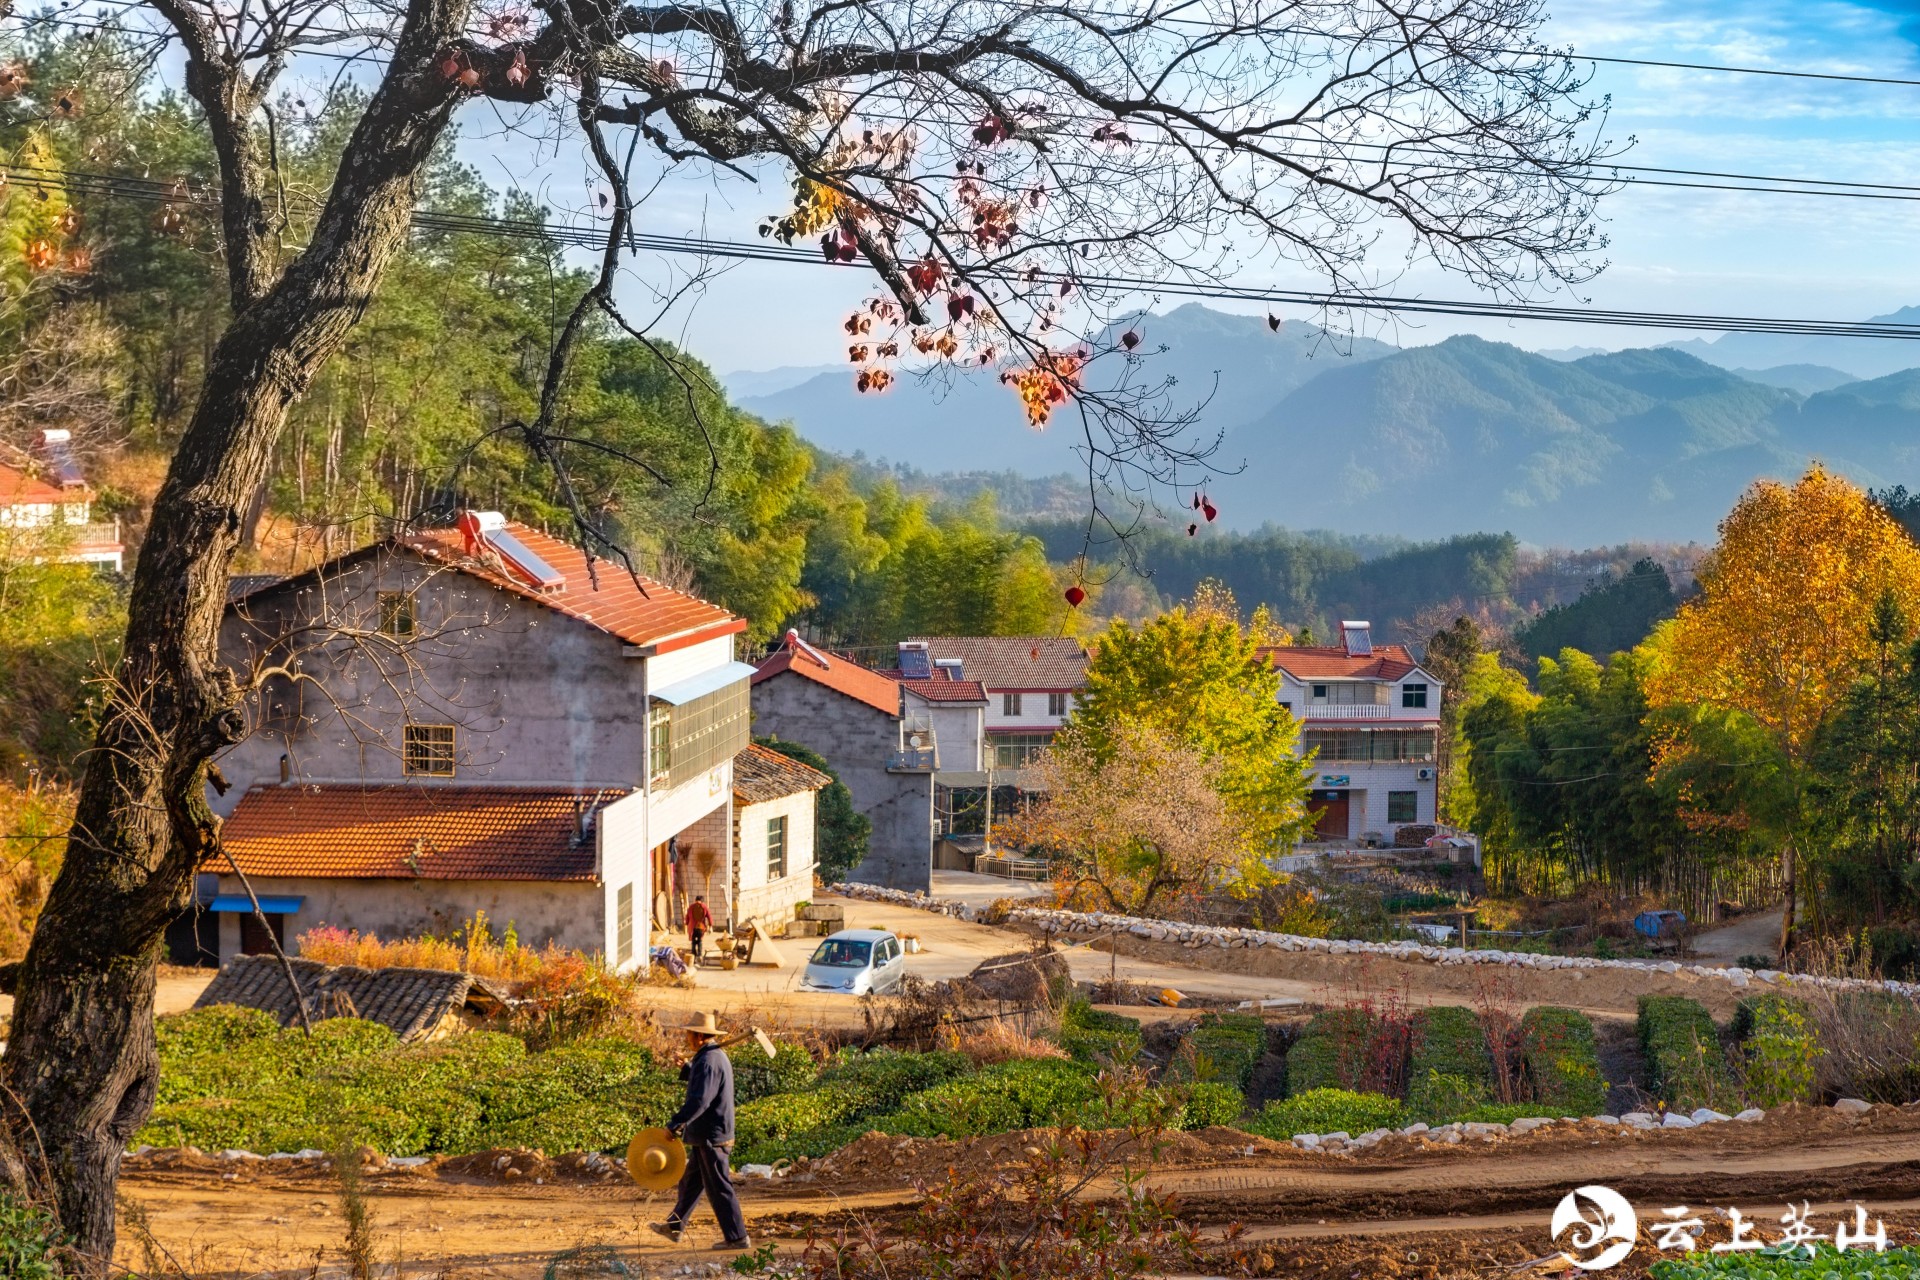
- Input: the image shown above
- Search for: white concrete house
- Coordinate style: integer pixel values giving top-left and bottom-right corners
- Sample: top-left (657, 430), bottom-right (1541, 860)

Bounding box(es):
top-left (729, 742), bottom-right (829, 927)
top-left (1264, 621), bottom-right (1443, 844)
top-left (910, 636), bottom-right (1087, 786)
top-left (0, 431), bottom-right (125, 571)
top-left (197, 513), bottom-right (753, 969)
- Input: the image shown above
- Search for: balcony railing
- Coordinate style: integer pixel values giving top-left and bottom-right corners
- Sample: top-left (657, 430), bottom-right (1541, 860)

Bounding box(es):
top-left (887, 747), bottom-right (937, 772)
top-left (1304, 702), bottom-right (1391, 719)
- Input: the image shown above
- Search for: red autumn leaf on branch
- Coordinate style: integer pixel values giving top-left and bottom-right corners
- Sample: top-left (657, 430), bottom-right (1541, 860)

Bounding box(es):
top-left (1203, 499), bottom-right (1218, 522)
top-left (1064, 584), bottom-right (1087, 608)
top-left (1121, 329), bottom-right (1141, 350)
top-left (1267, 313), bottom-right (1283, 331)
top-left (906, 257), bottom-right (942, 293)
top-left (504, 49), bottom-right (529, 88)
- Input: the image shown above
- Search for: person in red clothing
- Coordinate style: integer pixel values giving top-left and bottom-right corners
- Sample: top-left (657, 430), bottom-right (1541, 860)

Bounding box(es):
top-left (685, 895), bottom-right (713, 961)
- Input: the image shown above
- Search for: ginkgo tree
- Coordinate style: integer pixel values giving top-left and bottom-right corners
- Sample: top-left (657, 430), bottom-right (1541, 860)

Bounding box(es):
top-left (1647, 467), bottom-right (1920, 956)
top-left (0, 0), bottom-right (1615, 1256)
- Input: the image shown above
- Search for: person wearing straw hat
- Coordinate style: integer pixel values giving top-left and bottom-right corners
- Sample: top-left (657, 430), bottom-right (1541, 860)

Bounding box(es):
top-left (648, 1011), bottom-right (750, 1251)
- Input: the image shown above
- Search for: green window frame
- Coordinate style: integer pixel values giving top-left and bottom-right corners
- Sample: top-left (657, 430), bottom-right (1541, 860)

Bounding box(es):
top-left (767, 815), bottom-right (788, 881)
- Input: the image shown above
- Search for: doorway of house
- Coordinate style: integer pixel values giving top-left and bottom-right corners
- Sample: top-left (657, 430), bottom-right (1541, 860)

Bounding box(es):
top-left (238, 911), bottom-right (285, 956)
top-left (1309, 789), bottom-right (1350, 841)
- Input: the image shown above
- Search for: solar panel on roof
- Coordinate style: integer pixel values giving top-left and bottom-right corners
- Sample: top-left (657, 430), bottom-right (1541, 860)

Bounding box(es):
top-left (488, 529), bottom-right (567, 590)
top-left (36, 431), bottom-right (85, 488)
top-left (1341, 621), bottom-right (1373, 656)
top-left (898, 647), bottom-right (933, 678)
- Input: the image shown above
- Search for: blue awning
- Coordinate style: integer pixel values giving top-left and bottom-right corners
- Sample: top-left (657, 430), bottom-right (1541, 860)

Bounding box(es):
top-left (650, 661), bottom-right (757, 706)
top-left (205, 894), bottom-right (305, 914)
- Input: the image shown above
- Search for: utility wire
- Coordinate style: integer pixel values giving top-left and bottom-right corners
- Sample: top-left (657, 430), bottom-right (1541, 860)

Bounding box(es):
top-left (15, 161), bottom-right (1920, 340)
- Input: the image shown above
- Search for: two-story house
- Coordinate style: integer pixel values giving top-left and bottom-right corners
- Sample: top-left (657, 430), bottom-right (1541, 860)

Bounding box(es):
top-left (1263, 621), bottom-right (1442, 844)
top-left (0, 430), bottom-right (124, 571)
top-left (909, 636), bottom-right (1087, 787)
top-left (750, 632), bottom-right (934, 892)
top-left (199, 512), bottom-right (754, 968)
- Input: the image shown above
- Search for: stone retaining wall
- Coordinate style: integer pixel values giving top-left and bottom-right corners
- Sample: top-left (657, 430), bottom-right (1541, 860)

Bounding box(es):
top-left (836, 882), bottom-right (1920, 1003)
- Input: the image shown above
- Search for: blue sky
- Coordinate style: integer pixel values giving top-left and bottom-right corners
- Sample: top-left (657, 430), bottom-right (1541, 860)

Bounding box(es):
top-left (574, 0), bottom-right (1920, 374)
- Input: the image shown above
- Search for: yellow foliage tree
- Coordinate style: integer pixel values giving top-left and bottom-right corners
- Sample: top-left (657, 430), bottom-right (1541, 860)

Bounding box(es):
top-left (1647, 466), bottom-right (1920, 950)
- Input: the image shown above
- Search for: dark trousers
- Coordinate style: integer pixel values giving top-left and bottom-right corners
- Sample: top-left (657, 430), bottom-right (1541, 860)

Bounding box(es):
top-left (689, 927), bottom-right (706, 959)
top-left (668, 1142), bottom-right (747, 1242)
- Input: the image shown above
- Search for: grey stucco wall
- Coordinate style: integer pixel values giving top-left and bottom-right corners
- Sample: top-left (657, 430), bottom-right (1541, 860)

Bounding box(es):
top-left (213, 552), bottom-right (651, 816)
top-left (750, 673), bottom-right (932, 893)
top-left (213, 874), bottom-right (604, 962)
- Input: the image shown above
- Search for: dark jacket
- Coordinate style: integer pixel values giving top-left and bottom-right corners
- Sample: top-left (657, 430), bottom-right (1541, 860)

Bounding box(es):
top-left (668, 1042), bottom-right (735, 1146)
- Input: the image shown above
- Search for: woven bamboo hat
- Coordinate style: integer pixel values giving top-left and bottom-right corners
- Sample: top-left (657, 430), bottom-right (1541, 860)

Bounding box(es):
top-left (681, 1010), bottom-right (726, 1038)
top-left (626, 1127), bottom-right (687, 1192)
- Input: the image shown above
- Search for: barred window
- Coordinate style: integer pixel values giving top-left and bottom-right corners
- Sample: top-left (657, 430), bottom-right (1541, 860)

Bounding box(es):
top-left (767, 816), bottom-right (788, 881)
top-left (378, 591), bottom-right (415, 636)
top-left (403, 724), bottom-right (456, 776)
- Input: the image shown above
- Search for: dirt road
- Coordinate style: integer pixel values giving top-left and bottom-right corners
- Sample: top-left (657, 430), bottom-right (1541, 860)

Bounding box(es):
top-left (118, 1104), bottom-right (1920, 1278)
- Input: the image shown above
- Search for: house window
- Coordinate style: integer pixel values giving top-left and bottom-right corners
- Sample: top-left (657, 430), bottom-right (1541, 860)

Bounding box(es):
top-left (1003, 692), bottom-right (1023, 716)
top-left (403, 724), bottom-right (456, 776)
top-left (1311, 683), bottom-right (1328, 700)
top-left (1402, 682), bottom-right (1429, 709)
top-left (1388, 790), bottom-right (1419, 824)
top-left (993, 733), bottom-right (1053, 769)
top-left (649, 704), bottom-right (672, 786)
top-left (377, 590), bottom-right (415, 636)
top-left (616, 883), bottom-right (634, 965)
top-left (1048, 692), bottom-right (1068, 717)
top-left (1279, 700), bottom-right (1293, 716)
top-left (767, 815), bottom-right (789, 880)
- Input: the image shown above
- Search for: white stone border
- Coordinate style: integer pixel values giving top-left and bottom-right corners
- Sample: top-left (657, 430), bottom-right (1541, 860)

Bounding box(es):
top-left (836, 883), bottom-right (1920, 1001)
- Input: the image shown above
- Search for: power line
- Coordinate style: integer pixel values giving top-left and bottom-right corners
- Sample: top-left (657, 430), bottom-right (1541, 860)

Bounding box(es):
top-left (17, 159), bottom-right (1920, 340)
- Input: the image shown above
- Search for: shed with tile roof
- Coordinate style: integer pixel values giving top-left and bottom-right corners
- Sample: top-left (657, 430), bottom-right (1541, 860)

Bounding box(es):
top-left (730, 743), bottom-right (830, 927)
top-left (193, 954), bottom-right (511, 1040)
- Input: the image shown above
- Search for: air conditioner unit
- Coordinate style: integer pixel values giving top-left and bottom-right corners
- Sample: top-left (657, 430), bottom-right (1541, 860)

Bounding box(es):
top-left (1416, 767), bottom-right (1436, 781)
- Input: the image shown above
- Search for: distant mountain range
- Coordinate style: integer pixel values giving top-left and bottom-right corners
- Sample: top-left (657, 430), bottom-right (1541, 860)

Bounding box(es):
top-left (1661, 306), bottom-right (1920, 381)
top-left (730, 304), bottom-right (1920, 544)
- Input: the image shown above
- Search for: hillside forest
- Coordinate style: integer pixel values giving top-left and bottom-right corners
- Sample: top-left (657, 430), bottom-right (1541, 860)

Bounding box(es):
top-left (8, 32), bottom-right (1920, 972)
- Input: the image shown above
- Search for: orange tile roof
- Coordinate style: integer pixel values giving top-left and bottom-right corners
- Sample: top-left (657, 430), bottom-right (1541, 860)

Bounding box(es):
top-left (733, 742), bottom-right (833, 804)
top-left (400, 522), bottom-right (746, 652)
top-left (217, 784), bottom-right (631, 881)
top-left (896, 676), bottom-right (988, 703)
top-left (0, 461), bottom-right (70, 506)
top-left (753, 638), bottom-right (901, 717)
top-left (1260, 644), bottom-right (1423, 681)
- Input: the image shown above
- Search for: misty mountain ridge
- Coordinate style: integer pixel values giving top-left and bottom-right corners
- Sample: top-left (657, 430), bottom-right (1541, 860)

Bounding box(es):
top-left (733, 304), bottom-right (1920, 543)
top-left (1660, 306), bottom-right (1920, 381)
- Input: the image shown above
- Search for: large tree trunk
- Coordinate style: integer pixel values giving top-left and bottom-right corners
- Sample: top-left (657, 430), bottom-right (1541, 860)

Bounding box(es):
top-left (0, 22), bottom-right (465, 1260)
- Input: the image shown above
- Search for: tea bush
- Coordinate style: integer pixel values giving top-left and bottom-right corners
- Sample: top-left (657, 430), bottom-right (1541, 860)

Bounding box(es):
top-left (1285, 1009), bottom-right (1373, 1096)
top-left (1240, 1088), bottom-right (1406, 1139)
top-left (882, 1058), bottom-right (1108, 1139)
top-left (1638, 997), bottom-right (1739, 1112)
top-left (1166, 1013), bottom-right (1267, 1091)
top-left (0, 1194), bottom-right (63, 1280)
top-left (1173, 1081), bottom-right (1246, 1129)
top-left (1649, 1247), bottom-right (1920, 1279)
top-left (1732, 995), bottom-right (1819, 1109)
top-left (1520, 1007), bottom-right (1608, 1115)
top-left (1407, 1070), bottom-right (1490, 1123)
top-left (141, 1011), bottom-right (679, 1156)
top-left (734, 1044), bottom-right (821, 1104)
top-left (1057, 1002), bottom-right (1142, 1064)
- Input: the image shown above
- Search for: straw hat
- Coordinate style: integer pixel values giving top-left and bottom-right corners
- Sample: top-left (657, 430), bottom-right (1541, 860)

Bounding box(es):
top-left (626, 1126), bottom-right (687, 1192)
top-left (681, 1010), bottom-right (726, 1038)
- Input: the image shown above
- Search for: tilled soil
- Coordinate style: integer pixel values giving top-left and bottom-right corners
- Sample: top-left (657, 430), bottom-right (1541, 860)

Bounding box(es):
top-left (118, 1104), bottom-right (1920, 1278)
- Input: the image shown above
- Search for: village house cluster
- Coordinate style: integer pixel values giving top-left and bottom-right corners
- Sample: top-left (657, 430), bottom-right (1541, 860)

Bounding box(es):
top-left (175, 516), bottom-right (1447, 968)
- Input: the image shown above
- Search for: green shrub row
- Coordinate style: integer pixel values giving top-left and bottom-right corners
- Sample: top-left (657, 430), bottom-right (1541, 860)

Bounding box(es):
top-left (142, 1010), bottom-right (680, 1156)
top-left (1638, 996), bottom-right (1739, 1112)
top-left (1650, 1247), bottom-right (1920, 1280)
top-left (1520, 1006), bottom-right (1609, 1116)
top-left (1406, 1007), bottom-right (1492, 1120)
top-left (1732, 995), bottom-right (1819, 1109)
top-left (1285, 1009), bottom-right (1373, 1096)
top-left (1166, 1013), bottom-right (1268, 1091)
top-left (1242, 1088), bottom-right (1406, 1139)
top-left (1058, 1001), bottom-right (1143, 1064)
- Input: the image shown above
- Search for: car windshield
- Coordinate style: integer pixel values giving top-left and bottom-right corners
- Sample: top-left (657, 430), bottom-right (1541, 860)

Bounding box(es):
top-left (810, 939), bottom-right (873, 968)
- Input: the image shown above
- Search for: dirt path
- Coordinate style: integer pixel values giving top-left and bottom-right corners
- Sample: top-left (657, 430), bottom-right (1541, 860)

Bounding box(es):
top-left (1690, 910), bottom-right (1784, 964)
top-left (117, 1106), bottom-right (1920, 1278)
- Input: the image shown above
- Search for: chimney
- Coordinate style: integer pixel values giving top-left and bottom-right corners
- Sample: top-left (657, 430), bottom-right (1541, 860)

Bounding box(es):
top-left (1341, 620), bottom-right (1373, 657)
top-left (572, 796), bottom-right (586, 847)
top-left (279, 753), bottom-right (291, 784)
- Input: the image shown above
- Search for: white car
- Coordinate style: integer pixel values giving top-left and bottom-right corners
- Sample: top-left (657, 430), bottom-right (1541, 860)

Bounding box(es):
top-left (799, 929), bottom-right (908, 995)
